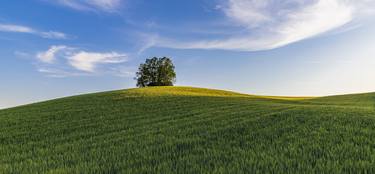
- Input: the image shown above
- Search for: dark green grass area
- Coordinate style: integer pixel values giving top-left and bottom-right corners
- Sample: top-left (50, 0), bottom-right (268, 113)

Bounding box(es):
top-left (1, 87), bottom-right (375, 173)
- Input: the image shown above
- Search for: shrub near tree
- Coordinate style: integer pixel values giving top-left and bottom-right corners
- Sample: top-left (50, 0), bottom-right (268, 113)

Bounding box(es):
top-left (135, 57), bottom-right (176, 87)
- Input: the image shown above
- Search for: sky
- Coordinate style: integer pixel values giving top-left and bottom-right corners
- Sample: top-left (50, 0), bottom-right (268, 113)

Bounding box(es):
top-left (1, 0), bottom-right (375, 109)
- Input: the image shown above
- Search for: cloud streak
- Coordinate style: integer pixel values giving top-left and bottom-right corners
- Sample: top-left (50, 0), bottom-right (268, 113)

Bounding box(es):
top-left (157, 0), bottom-right (375, 51)
top-left (68, 51), bottom-right (127, 72)
top-left (35, 45), bottom-right (129, 77)
top-left (36, 45), bottom-right (69, 63)
top-left (53, 0), bottom-right (122, 12)
top-left (0, 24), bottom-right (68, 39)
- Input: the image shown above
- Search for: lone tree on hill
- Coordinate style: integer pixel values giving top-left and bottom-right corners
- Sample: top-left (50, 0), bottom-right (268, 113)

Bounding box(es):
top-left (135, 57), bottom-right (176, 87)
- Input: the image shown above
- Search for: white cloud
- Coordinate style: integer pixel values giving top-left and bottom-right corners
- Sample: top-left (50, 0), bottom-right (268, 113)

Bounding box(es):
top-left (0, 24), bottom-right (68, 39)
top-left (40, 31), bottom-right (68, 39)
top-left (36, 45), bottom-right (68, 63)
top-left (37, 68), bottom-right (88, 78)
top-left (68, 51), bottom-right (127, 72)
top-left (157, 0), bottom-right (375, 51)
top-left (225, 0), bottom-right (272, 28)
top-left (89, 0), bottom-right (121, 10)
top-left (108, 66), bottom-right (136, 77)
top-left (54, 0), bottom-right (122, 12)
top-left (0, 24), bottom-right (34, 33)
top-left (35, 46), bottom-right (129, 76)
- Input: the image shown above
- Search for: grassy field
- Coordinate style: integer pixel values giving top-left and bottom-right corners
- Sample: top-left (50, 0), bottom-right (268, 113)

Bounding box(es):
top-left (1, 86), bottom-right (375, 173)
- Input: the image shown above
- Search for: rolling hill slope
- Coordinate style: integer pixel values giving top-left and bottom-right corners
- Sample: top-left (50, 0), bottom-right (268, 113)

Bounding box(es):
top-left (1, 87), bottom-right (375, 173)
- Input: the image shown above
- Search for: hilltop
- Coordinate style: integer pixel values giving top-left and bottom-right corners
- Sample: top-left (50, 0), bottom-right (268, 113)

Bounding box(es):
top-left (1, 87), bottom-right (375, 173)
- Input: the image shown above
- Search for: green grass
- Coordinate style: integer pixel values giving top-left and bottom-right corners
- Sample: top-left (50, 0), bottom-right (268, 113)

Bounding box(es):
top-left (1, 86), bottom-right (375, 173)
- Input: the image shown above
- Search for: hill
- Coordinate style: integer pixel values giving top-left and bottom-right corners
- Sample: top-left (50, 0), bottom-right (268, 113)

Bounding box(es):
top-left (1, 87), bottom-right (375, 173)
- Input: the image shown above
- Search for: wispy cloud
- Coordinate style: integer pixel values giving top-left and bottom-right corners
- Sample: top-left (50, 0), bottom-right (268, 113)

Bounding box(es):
top-left (53, 0), bottom-right (122, 12)
top-left (0, 24), bottom-right (34, 33)
top-left (36, 45), bottom-right (69, 63)
top-left (37, 67), bottom-right (89, 78)
top-left (156, 0), bottom-right (375, 51)
top-left (68, 51), bottom-right (127, 72)
top-left (110, 66), bottom-right (135, 77)
top-left (40, 31), bottom-right (68, 39)
top-left (0, 24), bottom-right (68, 39)
top-left (35, 45), bottom-right (129, 77)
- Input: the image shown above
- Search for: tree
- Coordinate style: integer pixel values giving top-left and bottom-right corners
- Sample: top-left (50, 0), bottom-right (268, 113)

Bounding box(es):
top-left (135, 57), bottom-right (176, 87)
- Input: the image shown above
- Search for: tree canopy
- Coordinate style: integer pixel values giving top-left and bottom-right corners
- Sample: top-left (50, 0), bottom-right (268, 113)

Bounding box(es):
top-left (135, 57), bottom-right (176, 87)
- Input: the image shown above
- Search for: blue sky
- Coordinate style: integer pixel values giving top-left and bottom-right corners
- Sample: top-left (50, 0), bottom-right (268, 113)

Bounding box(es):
top-left (1, 0), bottom-right (375, 108)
